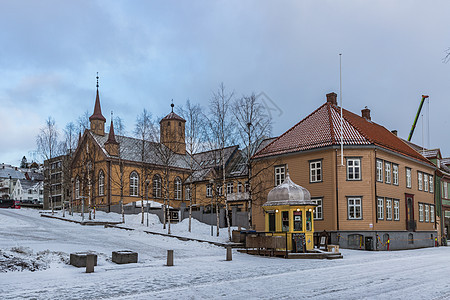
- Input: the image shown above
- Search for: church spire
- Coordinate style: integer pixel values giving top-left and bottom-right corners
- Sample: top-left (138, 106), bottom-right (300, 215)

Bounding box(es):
top-left (105, 112), bottom-right (118, 145)
top-left (89, 73), bottom-right (106, 136)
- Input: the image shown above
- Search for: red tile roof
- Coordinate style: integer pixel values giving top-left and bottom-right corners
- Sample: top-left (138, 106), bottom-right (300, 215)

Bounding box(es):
top-left (253, 101), bottom-right (432, 166)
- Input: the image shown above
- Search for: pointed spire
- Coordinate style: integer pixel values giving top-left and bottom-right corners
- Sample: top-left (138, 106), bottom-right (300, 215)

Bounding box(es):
top-left (89, 73), bottom-right (106, 122)
top-left (105, 112), bottom-right (118, 145)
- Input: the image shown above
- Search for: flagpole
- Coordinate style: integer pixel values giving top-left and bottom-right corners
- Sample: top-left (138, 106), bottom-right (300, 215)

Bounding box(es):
top-left (340, 53), bottom-right (344, 166)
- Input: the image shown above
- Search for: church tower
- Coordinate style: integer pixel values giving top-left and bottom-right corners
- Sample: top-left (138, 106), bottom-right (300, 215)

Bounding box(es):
top-left (105, 116), bottom-right (119, 156)
top-left (160, 103), bottom-right (186, 155)
top-left (89, 74), bottom-right (106, 136)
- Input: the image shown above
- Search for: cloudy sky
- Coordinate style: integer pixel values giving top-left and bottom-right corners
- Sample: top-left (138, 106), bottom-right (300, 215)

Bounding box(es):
top-left (1, 0), bottom-right (450, 165)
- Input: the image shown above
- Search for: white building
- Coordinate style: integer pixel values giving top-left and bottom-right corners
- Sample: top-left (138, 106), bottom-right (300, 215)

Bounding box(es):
top-left (12, 179), bottom-right (43, 203)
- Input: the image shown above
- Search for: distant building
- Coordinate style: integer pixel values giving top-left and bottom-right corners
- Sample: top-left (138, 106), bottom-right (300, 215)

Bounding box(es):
top-left (43, 154), bottom-right (72, 210)
top-left (12, 179), bottom-right (43, 203)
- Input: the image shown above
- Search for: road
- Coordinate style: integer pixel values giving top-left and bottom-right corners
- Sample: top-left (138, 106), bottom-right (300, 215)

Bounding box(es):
top-left (1, 209), bottom-right (449, 299)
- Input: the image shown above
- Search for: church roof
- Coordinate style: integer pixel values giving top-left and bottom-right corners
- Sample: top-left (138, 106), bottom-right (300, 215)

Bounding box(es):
top-left (90, 131), bottom-right (191, 170)
top-left (254, 100), bottom-right (433, 166)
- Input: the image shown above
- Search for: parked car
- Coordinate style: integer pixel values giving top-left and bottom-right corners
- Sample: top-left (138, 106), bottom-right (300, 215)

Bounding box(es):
top-left (0, 199), bottom-right (15, 208)
top-left (14, 200), bottom-right (21, 209)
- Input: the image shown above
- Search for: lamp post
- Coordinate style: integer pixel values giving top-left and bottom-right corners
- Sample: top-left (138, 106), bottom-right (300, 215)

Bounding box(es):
top-left (146, 179), bottom-right (150, 227)
top-left (209, 179), bottom-right (214, 236)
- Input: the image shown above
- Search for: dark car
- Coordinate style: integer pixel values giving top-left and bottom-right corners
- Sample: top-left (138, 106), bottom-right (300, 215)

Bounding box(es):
top-left (0, 199), bottom-right (20, 209)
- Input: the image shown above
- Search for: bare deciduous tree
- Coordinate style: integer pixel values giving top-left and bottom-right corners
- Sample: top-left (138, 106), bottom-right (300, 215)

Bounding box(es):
top-left (233, 93), bottom-right (272, 227)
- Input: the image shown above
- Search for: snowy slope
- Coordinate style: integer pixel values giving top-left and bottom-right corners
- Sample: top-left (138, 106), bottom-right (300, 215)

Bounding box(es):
top-left (1, 209), bottom-right (449, 300)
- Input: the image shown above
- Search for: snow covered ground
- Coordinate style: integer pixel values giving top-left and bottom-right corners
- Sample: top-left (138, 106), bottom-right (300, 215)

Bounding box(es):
top-left (1, 209), bottom-right (450, 300)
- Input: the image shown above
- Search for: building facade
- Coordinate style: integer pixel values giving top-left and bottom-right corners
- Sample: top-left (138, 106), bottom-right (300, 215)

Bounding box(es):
top-left (252, 93), bottom-right (437, 250)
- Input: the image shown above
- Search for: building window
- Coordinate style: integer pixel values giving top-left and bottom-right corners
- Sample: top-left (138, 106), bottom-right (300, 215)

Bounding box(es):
top-left (346, 158), bottom-right (361, 180)
top-left (217, 185), bottom-right (223, 196)
top-left (226, 182), bottom-right (234, 194)
top-left (309, 160), bottom-right (322, 183)
top-left (385, 162), bottom-right (391, 184)
top-left (394, 199), bottom-right (400, 221)
top-left (274, 165), bottom-right (286, 186)
top-left (425, 204), bottom-right (429, 222)
top-left (174, 177), bottom-right (182, 200)
top-left (312, 198), bottom-right (323, 220)
top-left (98, 170), bottom-right (105, 196)
top-left (418, 172), bottom-right (423, 191)
top-left (377, 197), bottom-right (384, 220)
top-left (406, 168), bottom-right (412, 188)
top-left (376, 159), bottom-right (383, 182)
top-left (419, 203), bottom-right (423, 222)
top-left (130, 172), bottom-right (139, 196)
top-left (75, 177), bottom-right (80, 199)
top-left (386, 198), bottom-right (392, 220)
top-left (237, 182), bottom-right (242, 193)
top-left (185, 186), bottom-right (191, 201)
top-left (393, 164), bottom-right (399, 186)
top-left (430, 205), bottom-right (435, 223)
top-left (153, 175), bottom-right (161, 198)
top-left (282, 211), bottom-right (289, 232)
top-left (348, 197), bottom-right (362, 220)
top-left (424, 174), bottom-right (429, 192)
top-left (206, 184), bottom-right (212, 197)
top-left (245, 182), bottom-right (249, 193)
top-left (429, 176), bottom-right (434, 193)
top-left (444, 182), bottom-right (448, 199)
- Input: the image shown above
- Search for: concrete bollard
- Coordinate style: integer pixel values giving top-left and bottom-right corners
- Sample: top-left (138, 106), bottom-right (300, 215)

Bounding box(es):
top-left (167, 250), bottom-right (174, 266)
top-left (86, 254), bottom-right (95, 273)
top-left (226, 246), bottom-right (232, 261)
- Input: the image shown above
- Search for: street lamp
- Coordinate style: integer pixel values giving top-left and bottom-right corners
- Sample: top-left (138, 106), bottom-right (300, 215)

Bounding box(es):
top-left (209, 179), bottom-right (214, 236)
top-left (146, 178), bottom-right (150, 227)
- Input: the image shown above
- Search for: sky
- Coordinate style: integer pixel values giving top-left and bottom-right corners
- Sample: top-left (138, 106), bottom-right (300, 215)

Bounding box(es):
top-left (1, 0), bottom-right (450, 165)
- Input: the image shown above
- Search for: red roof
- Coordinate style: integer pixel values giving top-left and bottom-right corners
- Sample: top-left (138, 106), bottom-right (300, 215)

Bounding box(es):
top-left (160, 112), bottom-right (186, 123)
top-left (89, 89), bottom-right (106, 122)
top-left (254, 101), bottom-right (432, 165)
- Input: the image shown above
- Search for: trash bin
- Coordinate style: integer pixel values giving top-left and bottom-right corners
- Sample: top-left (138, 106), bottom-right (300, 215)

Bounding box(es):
top-left (365, 236), bottom-right (373, 251)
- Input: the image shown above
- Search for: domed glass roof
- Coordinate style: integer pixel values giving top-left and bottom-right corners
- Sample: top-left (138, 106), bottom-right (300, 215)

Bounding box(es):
top-left (263, 172), bottom-right (316, 207)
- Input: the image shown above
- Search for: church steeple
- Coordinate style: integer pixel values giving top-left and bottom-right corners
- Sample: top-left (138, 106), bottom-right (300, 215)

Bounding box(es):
top-left (105, 112), bottom-right (119, 156)
top-left (160, 102), bottom-right (186, 155)
top-left (89, 73), bottom-right (106, 136)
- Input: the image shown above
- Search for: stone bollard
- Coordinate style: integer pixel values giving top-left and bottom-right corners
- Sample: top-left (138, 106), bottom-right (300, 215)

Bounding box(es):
top-left (226, 246), bottom-right (232, 261)
top-left (167, 250), bottom-right (174, 266)
top-left (86, 254), bottom-right (95, 273)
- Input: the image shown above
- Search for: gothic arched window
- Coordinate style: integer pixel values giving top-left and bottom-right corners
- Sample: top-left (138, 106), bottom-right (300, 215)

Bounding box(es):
top-left (130, 171), bottom-right (139, 196)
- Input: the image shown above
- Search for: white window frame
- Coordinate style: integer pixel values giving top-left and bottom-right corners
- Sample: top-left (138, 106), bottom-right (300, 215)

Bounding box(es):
top-left (348, 197), bottom-right (362, 220)
top-left (174, 177), bottom-right (182, 200)
top-left (98, 170), bottom-right (105, 196)
top-left (393, 164), bottom-right (399, 186)
top-left (226, 182), bottom-right (234, 194)
top-left (130, 172), bottom-right (139, 196)
top-left (418, 172), bottom-right (423, 191)
top-left (274, 165), bottom-right (286, 186)
top-left (206, 184), bottom-right (212, 197)
top-left (217, 185), bottom-right (223, 196)
top-left (424, 174), bottom-right (429, 192)
top-left (430, 205), bottom-right (435, 223)
top-left (237, 182), bottom-right (242, 193)
top-left (309, 160), bottom-right (322, 183)
top-left (376, 159), bottom-right (383, 182)
top-left (347, 158), bottom-right (361, 181)
top-left (75, 178), bottom-right (80, 199)
top-left (429, 176), bottom-right (434, 193)
top-left (312, 198), bottom-right (323, 220)
top-left (425, 204), bottom-right (429, 222)
top-left (385, 162), bottom-right (391, 184)
top-left (377, 197), bottom-right (384, 220)
top-left (386, 198), bottom-right (392, 220)
top-left (444, 182), bottom-right (448, 199)
top-left (406, 168), bottom-right (412, 188)
top-left (419, 203), bottom-right (424, 222)
top-left (394, 199), bottom-right (400, 221)
top-left (153, 175), bottom-right (161, 198)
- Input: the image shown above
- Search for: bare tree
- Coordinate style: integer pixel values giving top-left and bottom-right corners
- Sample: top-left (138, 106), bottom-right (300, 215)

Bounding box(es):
top-left (77, 110), bottom-right (90, 133)
top-left (233, 93), bottom-right (272, 227)
top-left (60, 121), bottom-right (78, 217)
top-left (134, 109), bottom-right (155, 224)
top-left (443, 47), bottom-right (450, 63)
top-left (204, 83), bottom-right (236, 239)
top-left (178, 100), bottom-right (204, 232)
top-left (36, 117), bottom-right (60, 215)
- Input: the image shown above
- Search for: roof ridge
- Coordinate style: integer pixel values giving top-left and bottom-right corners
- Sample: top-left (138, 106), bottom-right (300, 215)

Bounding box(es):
top-left (253, 102), bottom-right (328, 158)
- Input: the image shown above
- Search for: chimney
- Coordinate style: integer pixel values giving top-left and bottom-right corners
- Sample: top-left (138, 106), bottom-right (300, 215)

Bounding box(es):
top-left (361, 106), bottom-right (371, 120)
top-left (326, 92), bottom-right (337, 105)
top-left (391, 130), bottom-right (398, 136)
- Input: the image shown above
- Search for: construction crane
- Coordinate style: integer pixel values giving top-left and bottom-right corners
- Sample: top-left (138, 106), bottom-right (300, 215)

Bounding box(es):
top-left (407, 95), bottom-right (429, 142)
